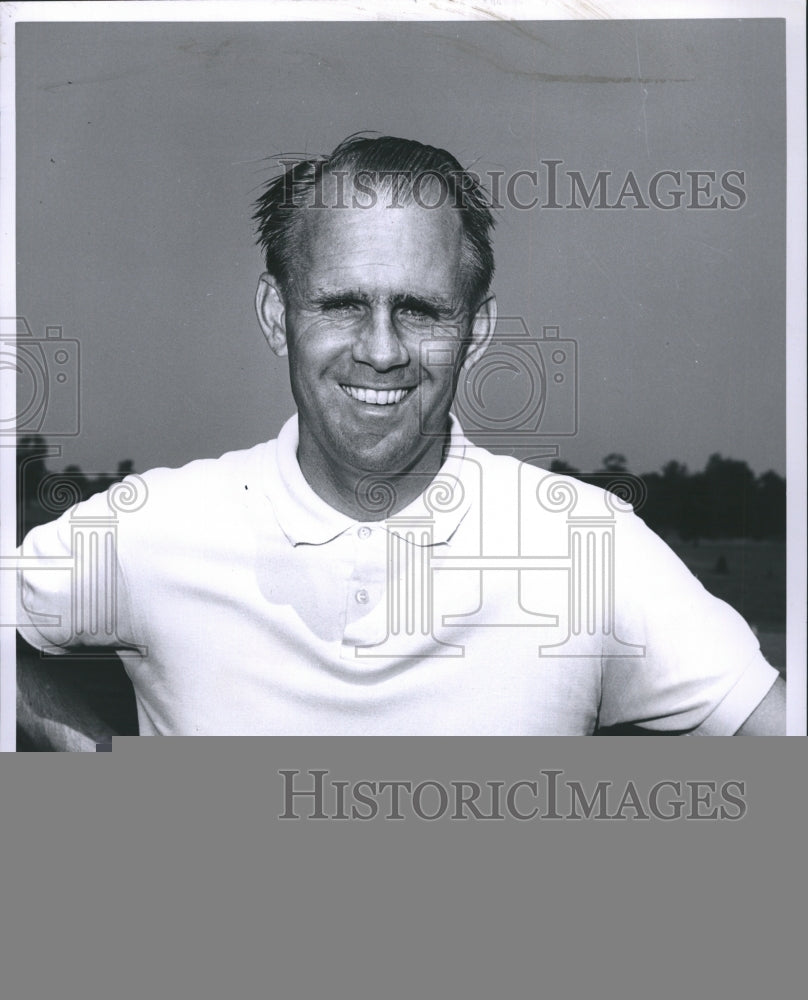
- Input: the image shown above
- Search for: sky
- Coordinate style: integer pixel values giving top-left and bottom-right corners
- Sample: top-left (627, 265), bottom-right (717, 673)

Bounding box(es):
top-left (14, 18), bottom-right (786, 479)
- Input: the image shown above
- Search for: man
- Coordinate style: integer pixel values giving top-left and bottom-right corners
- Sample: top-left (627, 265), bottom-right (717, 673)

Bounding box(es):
top-left (16, 135), bottom-right (784, 746)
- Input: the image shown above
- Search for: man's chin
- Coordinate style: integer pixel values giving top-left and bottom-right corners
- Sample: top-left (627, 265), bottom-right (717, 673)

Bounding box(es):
top-left (348, 447), bottom-right (436, 516)
top-left (347, 435), bottom-right (431, 475)
top-left (350, 448), bottom-right (416, 478)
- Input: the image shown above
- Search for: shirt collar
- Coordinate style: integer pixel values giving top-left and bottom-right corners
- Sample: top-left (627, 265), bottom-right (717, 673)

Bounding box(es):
top-left (264, 413), bottom-right (474, 547)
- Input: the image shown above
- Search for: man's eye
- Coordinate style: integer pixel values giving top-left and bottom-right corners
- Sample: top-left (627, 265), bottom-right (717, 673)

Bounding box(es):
top-left (399, 307), bottom-right (436, 322)
top-left (323, 301), bottom-right (361, 316)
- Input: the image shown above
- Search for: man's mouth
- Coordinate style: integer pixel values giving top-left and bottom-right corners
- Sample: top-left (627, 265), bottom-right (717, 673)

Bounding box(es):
top-left (340, 385), bottom-right (413, 406)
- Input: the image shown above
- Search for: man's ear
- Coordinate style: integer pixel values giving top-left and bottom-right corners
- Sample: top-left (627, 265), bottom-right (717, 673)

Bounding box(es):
top-left (255, 274), bottom-right (289, 357)
top-left (462, 294), bottom-right (497, 369)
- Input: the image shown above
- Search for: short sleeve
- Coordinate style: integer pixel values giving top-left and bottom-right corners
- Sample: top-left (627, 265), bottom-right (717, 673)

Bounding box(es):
top-left (16, 487), bottom-right (138, 654)
top-left (598, 512), bottom-right (779, 733)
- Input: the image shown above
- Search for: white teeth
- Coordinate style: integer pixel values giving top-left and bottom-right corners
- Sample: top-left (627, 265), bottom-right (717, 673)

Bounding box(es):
top-left (342, 385), bottom-right (410, 405)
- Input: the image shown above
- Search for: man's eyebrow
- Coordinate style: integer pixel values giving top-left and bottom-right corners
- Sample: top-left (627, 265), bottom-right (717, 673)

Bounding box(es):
top-left (309, 288), bottom-right (459, 315)
top-left (390, 292), bottom-right (457, 315)
top-left (310, 287), bottom-right (369, 303)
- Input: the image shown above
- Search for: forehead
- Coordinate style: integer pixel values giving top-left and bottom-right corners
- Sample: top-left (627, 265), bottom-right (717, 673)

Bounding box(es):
top-left (293, 187), bottom-right (466, 298)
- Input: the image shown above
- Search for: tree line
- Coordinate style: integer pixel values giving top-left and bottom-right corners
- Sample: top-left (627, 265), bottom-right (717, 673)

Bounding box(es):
top-left (17, 437), bottom-right (786, 545)
top-left (550, 451), bottom-right (785, 542)
top-left (16, 436), bottom-right (136, 544)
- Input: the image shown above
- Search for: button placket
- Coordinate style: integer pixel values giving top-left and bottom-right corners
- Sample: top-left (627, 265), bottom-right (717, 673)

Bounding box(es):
top-left (342, 524), bottom-right (388, 648)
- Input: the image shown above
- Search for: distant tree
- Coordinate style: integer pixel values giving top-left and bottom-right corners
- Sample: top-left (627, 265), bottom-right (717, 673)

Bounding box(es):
top-left (703, 453), bottom-right (757, 538)
top-left (549, 459), bottom-right (580, 475)
top-left (660, 460), bottom-right (691, 539)
top-left (17, 436), bottom-right (50, 541)
top-left (638, 461), bottom-right (690, 538)
top-left (637, 471), bottom-right (666, 536)
top-left (540, 450), bottom-right (784, 544)
top-left (756, 470), bottom-right (786, 539)
top-left (680, 470), bottom-right (709, 543)
top-left (16, 446), bottom-right (139, 543)
top-left (662, 459), bottom-right (689, 481)
top-left (600, 453), bottom-right (628, 473)
top-left (17, 435), bottom-right (48, 504)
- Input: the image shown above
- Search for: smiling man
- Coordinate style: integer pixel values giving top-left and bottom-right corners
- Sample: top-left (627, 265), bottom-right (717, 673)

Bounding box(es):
top-left (16, 135), bottom-right (784, 744)
top-left (254, 152), bottom-right (495, 519)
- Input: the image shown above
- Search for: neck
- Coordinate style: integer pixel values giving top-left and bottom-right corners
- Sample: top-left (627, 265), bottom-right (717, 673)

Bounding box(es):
top-left (296, 432), bottom-right (451, 521)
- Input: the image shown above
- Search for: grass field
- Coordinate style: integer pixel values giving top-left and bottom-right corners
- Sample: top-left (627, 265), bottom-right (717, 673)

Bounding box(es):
top-left (669, 539), bottom-right (787, 673)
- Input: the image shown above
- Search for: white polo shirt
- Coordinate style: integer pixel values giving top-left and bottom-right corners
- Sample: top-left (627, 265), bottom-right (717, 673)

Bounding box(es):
top-left (17, 415), bottom-right (777, 734)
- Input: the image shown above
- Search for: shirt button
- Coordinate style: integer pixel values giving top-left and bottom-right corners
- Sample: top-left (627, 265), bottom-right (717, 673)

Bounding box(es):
top-left (355, 589), bottom-right (369, 604)
top-left (358, 526), bottom-right (371, 539)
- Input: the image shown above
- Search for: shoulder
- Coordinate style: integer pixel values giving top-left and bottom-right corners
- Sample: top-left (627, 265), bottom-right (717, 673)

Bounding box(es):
top-left (28, 440), bottom-right (280, 542)
top-left (131, 440), bottom-right (276, 509)
top-left (460, 444), bottom-right (667, 563)
top-left (462, 443), bottom-right (619, 515)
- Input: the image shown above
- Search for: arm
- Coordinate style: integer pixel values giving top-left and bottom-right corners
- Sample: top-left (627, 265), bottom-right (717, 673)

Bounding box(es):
top-left (735, 675), bottom-right (786, 734)
top-left (16, 485), bottom-right (142, 749)
top-left (17, 637), bottom-right (119, 752)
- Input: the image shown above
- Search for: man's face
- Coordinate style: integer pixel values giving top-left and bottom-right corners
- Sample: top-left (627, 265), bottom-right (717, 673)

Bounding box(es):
top-left (258, 187), bottom-right (494, 507)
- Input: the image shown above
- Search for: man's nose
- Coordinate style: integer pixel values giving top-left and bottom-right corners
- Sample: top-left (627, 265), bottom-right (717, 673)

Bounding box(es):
top-left (353, 310), bottom-right (410, 371)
